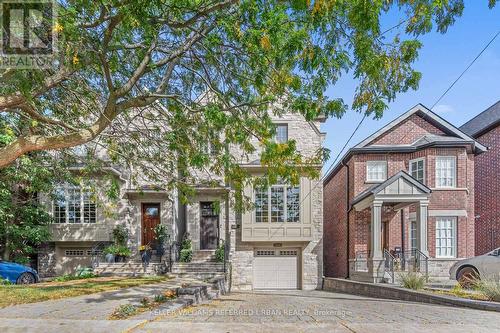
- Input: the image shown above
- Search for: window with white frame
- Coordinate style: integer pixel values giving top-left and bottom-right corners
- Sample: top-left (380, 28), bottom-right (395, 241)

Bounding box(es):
top-left (255, 184), bottom-right (300, 223)
top-left (274, 124), bottom-right (288, 143)
top-left (409, 158), bottom-right (425, 184)
top-left (53, 185), bottom-right (96, 223)
top-left (410, 220), bottom-right (417, 251)
top-left (366, 161), bottom-right (387, 182)
top-left (435, 217), bottom-right (457, 258)
top-left (435, 156), bottom-right (456, 188)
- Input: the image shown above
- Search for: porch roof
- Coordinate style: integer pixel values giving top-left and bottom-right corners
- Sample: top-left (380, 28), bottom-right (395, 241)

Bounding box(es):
top-left (351, 171), bottom-right (431, 211)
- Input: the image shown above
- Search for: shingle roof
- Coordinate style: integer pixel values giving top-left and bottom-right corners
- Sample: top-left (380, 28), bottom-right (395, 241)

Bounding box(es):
top-left (460, 101), bottom-right (500, 138)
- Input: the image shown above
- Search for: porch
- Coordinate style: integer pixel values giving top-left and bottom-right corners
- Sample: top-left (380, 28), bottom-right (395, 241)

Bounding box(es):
top-left (349, 171), bottom-right (431, 283)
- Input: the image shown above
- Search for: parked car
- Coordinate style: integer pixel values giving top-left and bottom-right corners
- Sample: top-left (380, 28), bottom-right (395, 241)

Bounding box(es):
top-left (450, 248), bottom-right (500, 286)
top-left (0, 260), bottom-right (39, 284)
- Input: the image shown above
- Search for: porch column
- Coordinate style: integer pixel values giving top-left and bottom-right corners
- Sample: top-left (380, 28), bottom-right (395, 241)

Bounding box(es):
top-left (370, 201), bottom-right (383, 259)
top-left (416, 200), bottom-right (429, 257)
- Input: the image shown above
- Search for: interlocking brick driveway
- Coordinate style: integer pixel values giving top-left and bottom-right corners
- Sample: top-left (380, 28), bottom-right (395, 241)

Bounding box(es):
top-left (137, 290), bottom-right (500, 332)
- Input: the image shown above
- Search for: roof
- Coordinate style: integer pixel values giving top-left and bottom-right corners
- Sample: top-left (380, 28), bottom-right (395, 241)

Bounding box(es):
top-left (324, 103), bottom-right (487, 185)
top-left (351, 171), bottom-right (431, 207)
top-left (460, 100), bottom-right (500, 138)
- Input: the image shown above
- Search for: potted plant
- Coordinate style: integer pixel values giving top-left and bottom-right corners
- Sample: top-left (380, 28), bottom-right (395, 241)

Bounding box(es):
top-left (139, 244), bottom-right (152, 265)
top-left (154, 224), bottom-right (170, 256)
top-left (179, 233), bottom-right (193, 263)
top-left (104, 244), bottom-right (132, 262)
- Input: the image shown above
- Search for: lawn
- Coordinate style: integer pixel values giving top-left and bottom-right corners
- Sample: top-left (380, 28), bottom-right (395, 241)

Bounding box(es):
top-left (0, 276), bottom-right (169, 308)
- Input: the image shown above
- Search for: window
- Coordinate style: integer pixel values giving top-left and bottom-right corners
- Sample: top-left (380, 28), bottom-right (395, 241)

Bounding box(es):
top-left (366, 161), bottom-right (387, 182)
top-left (53, 185), bottom-right (97, 224)
top-left (65, 249), bottom-right (85, 256)
top-left (410, 220), bottom-right (417, 251)
top-left (436, 156), bottom-right (456, 188)
top-left (274, 124), bottom-right (288, 143)
top-left (255, 184), bottom-right (300, 223)
top-left (409, 158), bottom-right (425, 184)
top-left (435, 217), bottom-right (457, 258)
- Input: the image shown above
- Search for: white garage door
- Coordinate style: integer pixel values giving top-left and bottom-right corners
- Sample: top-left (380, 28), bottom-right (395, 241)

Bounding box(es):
top-left (253, 249), bottom-right (298, 289)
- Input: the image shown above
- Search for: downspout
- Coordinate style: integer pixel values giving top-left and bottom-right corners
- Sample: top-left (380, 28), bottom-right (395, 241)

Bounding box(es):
top-left (344, 160), bottom-right (351, 279)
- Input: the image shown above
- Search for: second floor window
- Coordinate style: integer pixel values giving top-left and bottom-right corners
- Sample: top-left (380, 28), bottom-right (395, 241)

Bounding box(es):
top-left (53, 185), bottom-right (96, 224)
top-left (255, 184), bottom-right (300, 223)
top-left (366, 161), bottom-right (387, 182)
top-left (274, 124), bottom-right (288, 143)
top-left (436, 156), bottom-right (456, 188)
top-left (409, 158), bottom-right (425, 184)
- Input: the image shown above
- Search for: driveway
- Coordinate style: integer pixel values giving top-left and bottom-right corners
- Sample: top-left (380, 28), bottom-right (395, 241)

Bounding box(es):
top-left (1, 289), bottom-right (499, 332)
top-left (135, 290), bottom-right (500, 332)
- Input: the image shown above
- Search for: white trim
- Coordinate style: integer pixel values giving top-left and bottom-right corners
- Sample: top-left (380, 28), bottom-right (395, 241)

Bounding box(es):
top-left (409, 157), bottom-right (426, 184)
top-left (366, 161), bottom-right (387, 182)
top-left (435, 216), bottom-right (457, 258)
top-left (409, 210), bottom-right (467, 219)
top-left (435, 156), bottom-right (457, 188)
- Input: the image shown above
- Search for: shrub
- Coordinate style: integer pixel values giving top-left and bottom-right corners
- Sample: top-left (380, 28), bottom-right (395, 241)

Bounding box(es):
top-left (474, 279), bottom-right (500, 302)
top-left (111, 304), bottom-right (138, 319)
top-left (104, 244), bottom-right (131, 257)
top-left (215, 241), bottom-right (225, 263)
top-left (0, 278), bottom-right (12, 285)
top-left (112, 225), bottom-right (129, 246)
top-left (399, 272), bottom-right (426, 290)
top-left (154, 224), bottom-right (170, 244)
top-left (179, 248), bottom-right (193, 262)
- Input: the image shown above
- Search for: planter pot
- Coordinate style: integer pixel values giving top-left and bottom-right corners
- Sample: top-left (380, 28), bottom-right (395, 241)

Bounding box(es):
top-left (156, 244), bottom-right (165, 257)
top-left (105, 253), bottom-right (115, 263)
top-left (141, 250), bottom-right (152, 265)
top-left (115, 255), bottom-right (126, 263)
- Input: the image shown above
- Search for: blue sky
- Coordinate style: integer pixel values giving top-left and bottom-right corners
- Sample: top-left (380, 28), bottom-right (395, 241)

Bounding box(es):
top-left (321, 2), bottom-right (500, 173)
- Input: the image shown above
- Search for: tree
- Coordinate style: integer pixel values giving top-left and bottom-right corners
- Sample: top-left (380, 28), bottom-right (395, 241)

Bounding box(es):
top-left (0, 1), bottom-right (495, 189)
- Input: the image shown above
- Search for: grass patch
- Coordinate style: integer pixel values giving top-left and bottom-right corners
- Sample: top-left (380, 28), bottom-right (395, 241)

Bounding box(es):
top-left (0, 276), bottom-right (169, 308)
top-left (108, 289), bottom-right (177, 320)
top-left (398, 272), bottom-right (426, 290)
top-left (428, 284), bottom-right (489, 301)
top-left (473, 279), bottom-right (500, 302)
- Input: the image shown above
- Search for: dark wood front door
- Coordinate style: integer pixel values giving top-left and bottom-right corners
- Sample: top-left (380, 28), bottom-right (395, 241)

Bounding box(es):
top-left (142, 203), bottom-right (161, 246)
top-left (200, 202), bottom-right (219, 250)
top-left (382, 221), bottom-right (389, 252)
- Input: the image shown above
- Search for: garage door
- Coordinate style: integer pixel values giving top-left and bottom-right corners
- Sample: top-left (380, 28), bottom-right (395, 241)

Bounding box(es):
top-left (253, 249), bottom-right (298, 289)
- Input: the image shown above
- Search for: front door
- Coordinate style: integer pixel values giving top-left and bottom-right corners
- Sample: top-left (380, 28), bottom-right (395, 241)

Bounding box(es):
top-left (382, 221), bottom-right (389, 252)
top-left (142, 203), bottom-right (161, 246)
top-left (200, 202), bottom-right (219, 250)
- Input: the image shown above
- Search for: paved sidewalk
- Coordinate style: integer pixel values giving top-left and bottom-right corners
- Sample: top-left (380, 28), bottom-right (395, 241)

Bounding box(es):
top-left (0, 279), bottom-right (186, 320)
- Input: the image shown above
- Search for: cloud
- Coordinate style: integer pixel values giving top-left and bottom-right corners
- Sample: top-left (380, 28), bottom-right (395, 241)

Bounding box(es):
top-left (433, 104), bottom-right (455, 114)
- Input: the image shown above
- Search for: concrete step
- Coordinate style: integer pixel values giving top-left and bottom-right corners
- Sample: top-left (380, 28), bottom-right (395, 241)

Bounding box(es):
top-left (170, 272), bottom-right (225, 280)
top-left (192, 250), bottom-right (217, 261)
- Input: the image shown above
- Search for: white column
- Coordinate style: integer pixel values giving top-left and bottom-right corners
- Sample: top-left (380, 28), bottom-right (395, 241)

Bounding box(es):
top-left (370, 201), bottom-right (383, 259)
top-left (416, 200), bottom-right (429, 257)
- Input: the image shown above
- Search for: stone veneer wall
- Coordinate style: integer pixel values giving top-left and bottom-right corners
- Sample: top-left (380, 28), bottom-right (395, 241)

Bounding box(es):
top-left (37, 242), bottom-right (57, 278)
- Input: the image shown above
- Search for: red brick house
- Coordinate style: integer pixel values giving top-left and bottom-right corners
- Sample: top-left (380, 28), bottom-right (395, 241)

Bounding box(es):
top-left (460, 100), bottom-right (500, 255)
top-left (323, 104), bottom-right (486, 282)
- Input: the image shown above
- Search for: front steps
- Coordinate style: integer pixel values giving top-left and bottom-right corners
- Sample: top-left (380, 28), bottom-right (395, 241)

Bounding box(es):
top-left (94, 257), bottom-right (167, 277)
top-left (170, 250), bottom-right (225, 280)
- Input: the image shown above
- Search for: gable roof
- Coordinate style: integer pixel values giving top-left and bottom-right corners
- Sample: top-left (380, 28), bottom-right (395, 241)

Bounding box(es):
top-left (351, 171), bottom-right (431, 207)
top-left (354, 103), bottom-right (486, 151)
top-left (324, 103), bottom-right (487, 185)
top-left (460, 100), bottom-right (500, 138)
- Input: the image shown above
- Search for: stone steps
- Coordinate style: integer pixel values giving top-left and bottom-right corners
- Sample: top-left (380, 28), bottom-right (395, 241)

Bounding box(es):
top-left (94, 261), bottom-right (166, 276)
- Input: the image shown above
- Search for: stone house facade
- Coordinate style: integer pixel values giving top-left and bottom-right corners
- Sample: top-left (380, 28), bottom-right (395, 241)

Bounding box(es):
top-left (460, 100), bottom-right (500, 255)
top-left (37, 109), bottom-right (325, 291)
top-left (323, 104), bottom-right (486, 282)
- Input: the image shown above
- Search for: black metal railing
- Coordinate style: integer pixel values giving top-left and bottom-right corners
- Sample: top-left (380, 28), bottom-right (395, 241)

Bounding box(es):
top-left (384, 249), bottom-right (395, 283)
top-left (90, 241), bottom-right (112, 268)
top-left (390, 249), bottom-right (429, 281)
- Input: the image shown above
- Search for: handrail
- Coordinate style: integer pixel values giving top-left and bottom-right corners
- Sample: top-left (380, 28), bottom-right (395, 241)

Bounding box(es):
top-left (383, 249), bottom-right (395, 283)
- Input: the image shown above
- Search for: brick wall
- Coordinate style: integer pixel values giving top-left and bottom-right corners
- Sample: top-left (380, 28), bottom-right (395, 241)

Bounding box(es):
top-left (474, 125), bottom-right (500, 254)
top-left (324, 112), bottom-right (477, 278)
top-left (323, 167), bottom-right (348, 278)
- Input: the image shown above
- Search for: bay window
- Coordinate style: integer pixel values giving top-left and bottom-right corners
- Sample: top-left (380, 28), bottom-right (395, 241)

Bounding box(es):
top-left (255, 184), bottom-right (300, 223)
top-left (435, 156), bottom-right (456, 188)
top-left (435, 217), bottom-right (457, 258)
top-left (53, 185), bottom-right (96, 223)
top-left (409, 158), bottom-right (425, 184)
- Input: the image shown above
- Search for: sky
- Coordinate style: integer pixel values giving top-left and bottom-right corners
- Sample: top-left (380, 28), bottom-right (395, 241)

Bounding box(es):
top-left (321, 2), bottom-right (500, 174)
